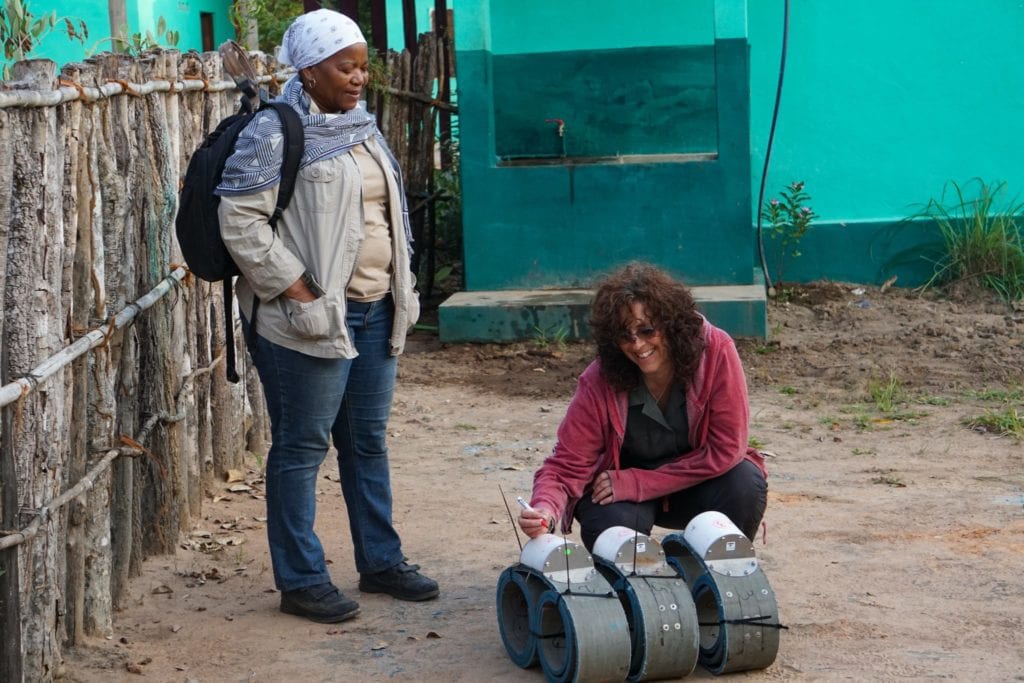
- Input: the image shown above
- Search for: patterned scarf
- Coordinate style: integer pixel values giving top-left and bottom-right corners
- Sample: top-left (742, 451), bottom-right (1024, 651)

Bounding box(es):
top-left (216, 77), bottom-right (413, 251)
top-left (277, 9), bottom-right (365, 71)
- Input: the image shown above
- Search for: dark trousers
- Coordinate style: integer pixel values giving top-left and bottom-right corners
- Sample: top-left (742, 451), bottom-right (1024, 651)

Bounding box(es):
top-left (573, 459), bottom-right (768, 551)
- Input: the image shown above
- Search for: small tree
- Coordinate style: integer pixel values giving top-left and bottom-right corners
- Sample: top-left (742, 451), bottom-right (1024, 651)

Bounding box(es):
top-left (0, 0), bottom-right (86, 78)
top-left (229, 0), bottom-right (303, 54)
top-left (761, 180), bottom-right (817, 294)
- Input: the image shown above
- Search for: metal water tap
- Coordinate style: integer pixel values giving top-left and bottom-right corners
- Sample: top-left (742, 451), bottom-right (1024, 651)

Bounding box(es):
top-left (544, 118), bottom-right (567, 158)
top-left (544, 118), bottom-right (565, 138)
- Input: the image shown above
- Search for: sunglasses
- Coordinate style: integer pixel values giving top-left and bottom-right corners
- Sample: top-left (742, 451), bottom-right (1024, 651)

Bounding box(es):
top-left (618, 325), bottom-right (659, 344)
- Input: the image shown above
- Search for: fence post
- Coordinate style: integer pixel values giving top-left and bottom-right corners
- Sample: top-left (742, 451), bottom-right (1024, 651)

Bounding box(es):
top-left (0, 426), bottom-right (23, 681)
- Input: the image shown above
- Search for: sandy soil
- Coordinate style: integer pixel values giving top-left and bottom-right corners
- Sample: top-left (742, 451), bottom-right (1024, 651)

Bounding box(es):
top-left (63, 282), bottom-right (1024, 682)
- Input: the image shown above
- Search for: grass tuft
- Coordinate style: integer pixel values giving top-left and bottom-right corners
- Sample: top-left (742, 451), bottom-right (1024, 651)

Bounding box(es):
top-left (906, 179), bottom-right (1024, 304)
top-left (868, 372), bottom-right (905, 412)
top-left (965, 407), bottom-right (1024, 439)
top-left (965, 387), bottom-right (1024, 403)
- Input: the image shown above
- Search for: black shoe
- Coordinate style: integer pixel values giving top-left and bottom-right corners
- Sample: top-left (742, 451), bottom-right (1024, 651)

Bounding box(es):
top-left (280, 583), bottom-right (360, 623)
top-left (359, 561), bottom-right (439, 601)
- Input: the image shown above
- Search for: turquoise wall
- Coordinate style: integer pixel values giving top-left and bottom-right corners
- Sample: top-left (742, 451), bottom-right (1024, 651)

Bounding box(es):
top-left (487, 0), bottom-right (713, 53)
top-left (16, 0), bottom-right (235, 71)
top-left (747, 0), bottom-right (1024, 284)
top-left (152, 0), bottom-right (236, 53)
top-left (384, 0), bottom-right (713, 53)
top-left (32, 4), bottom-right (109, 67)
top-left (452, 0), bottom-right (1024, 288)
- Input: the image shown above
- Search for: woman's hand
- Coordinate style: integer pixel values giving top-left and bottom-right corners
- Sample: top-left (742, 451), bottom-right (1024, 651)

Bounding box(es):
top-left (591, 471), bottom-right (616, 505)
top-left (518, 506), bottom-right (556, 539)
top-left (283, 276), bottom-right (317, 303)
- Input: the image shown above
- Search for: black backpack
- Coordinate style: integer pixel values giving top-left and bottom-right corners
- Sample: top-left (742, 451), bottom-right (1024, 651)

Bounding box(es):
top-left (176, 99), bottom-right (304, 382)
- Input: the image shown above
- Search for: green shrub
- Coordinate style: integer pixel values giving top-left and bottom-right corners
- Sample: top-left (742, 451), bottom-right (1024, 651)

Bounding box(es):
top-left (907, 179), bottom-right (1024, 304)
top-left (761, 180), bottom-right (817, 295)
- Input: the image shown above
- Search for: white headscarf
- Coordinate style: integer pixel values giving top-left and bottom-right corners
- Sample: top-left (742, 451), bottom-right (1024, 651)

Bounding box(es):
top-left (278, 9), bottom-right (366, 71)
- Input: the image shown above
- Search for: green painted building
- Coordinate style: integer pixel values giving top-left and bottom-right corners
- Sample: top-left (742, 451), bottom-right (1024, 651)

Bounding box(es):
top-left (19, 1), bottom-right (1024, 339)
top-left (18, 0), bottom-right (235, 69)
top-left (436, 0), bottom-right (1024, 341)
top-left (441, 0), bottom-right (766, 340)
top-left (749, 0), bottom-right (1024, 287)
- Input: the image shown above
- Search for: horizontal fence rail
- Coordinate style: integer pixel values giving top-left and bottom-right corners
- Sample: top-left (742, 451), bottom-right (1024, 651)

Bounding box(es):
top-left (0, 268), bottom-right (186, 410)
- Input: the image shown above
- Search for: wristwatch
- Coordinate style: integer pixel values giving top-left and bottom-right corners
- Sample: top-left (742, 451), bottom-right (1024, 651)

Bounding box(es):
top-left (300, 271), bottom-right (325, 298)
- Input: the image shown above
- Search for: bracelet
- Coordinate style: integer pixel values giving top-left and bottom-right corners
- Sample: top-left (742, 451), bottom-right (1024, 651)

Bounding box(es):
top-left (300, 271), bottom-right (325, 298)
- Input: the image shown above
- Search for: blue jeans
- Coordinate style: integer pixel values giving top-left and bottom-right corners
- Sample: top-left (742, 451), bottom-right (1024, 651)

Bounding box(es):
top-left (244, 296), bottom-right (404, 591)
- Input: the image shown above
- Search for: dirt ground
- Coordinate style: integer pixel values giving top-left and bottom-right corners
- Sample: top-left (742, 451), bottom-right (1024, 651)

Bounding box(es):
top-left (64, 282), bottom-right (1024, 682)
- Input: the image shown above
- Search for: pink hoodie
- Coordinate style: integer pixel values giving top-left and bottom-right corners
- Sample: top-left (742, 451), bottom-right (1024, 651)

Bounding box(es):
top-left (530, 319), bottom-right (767, 532)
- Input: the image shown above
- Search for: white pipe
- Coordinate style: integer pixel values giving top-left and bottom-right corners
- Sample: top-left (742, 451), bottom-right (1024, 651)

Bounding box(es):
top-left (0, 71), bottom-right (296, 109)
top-left (0, 268), bottom-right (187, 409)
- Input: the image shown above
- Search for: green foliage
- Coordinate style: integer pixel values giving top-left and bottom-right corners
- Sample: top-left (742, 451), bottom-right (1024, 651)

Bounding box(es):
top-left (431, 263), bottom-right (454, 291)
top-left (89, 16), bottom-right (179, 56)
top-left (831, 396), bottom-right (928, 432)
top-left (885, 410), bottom-right (928, 423)
top-left (229, 0), bottom-right (302, 53)
top-left (965, 406), bottom-right (1024, 440)
top-left (871, 472), bottom-right (907, 487)
top-left (365, 47), bottom-right (393, 95)
top-left (553, 326), bottom-right (569, 349)
top-left (62, 16), bottom-right (86, 43)
top-left (761, 180), bottom-right (818, 290)
top-left (852, 414), bottom-right (872, 431)
top-left (125, 16), bottom-right (179, 54)
top-left (428, 140), bottom-right (463, 294)
top-left (0, 0), bottom-right (86, 78)
top-left (907, 179), bottom-right (1024, 304)
top-left (532, 324), bottom-right (569, 352)
top-left (868, 371), bottom-right (905, 413)
top-left (748, 435), bottom-right (766, 449)
top-left (964, 386), bottom-right (1024, 403)
top-left (232, 0), bottom-right (381, 57)
top-left (916, 395), bottom-right (952, 406)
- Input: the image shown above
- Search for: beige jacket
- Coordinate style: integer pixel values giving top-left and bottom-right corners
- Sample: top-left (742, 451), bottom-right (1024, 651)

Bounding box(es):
top-left (218, 136), bottom-right (419, 359)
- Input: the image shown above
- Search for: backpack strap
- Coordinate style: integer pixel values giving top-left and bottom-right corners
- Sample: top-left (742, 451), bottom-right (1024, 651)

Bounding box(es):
top-left (242, 102), bottom-right (305, 360)
top-left (224, 278), bottom-right (241, 383)
top-left (267, 102), bottom-right (304, 229)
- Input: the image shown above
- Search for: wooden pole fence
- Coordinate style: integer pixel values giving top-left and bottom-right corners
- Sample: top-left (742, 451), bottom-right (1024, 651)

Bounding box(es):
top-left (0, 30), bottom-right (454, 682)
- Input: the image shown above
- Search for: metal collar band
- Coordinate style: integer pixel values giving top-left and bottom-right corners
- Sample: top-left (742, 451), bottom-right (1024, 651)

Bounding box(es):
top-left (497, 536), bottom-right (632, 682)
top-left (497, 513), bottom-right (782, 680)
top-left (662, 511), bottom-right (782, 675)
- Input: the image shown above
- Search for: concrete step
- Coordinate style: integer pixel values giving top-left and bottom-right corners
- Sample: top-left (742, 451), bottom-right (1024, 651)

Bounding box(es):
top-left (438, 283), bottom-right (766, 343)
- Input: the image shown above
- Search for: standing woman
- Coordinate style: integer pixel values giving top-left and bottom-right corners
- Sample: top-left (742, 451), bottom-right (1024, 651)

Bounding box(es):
top-left (518, 262), bottom-right (768, 550)
top-left (215, 9), bottom-right (437, 623)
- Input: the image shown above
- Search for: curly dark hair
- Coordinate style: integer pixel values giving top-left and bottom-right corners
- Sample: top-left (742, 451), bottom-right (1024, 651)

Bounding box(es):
top-left (589, 262), bottom-right (705, 393)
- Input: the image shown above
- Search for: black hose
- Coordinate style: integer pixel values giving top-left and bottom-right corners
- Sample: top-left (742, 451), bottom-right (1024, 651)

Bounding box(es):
top-left (755, 0), bottom-right (790, 296)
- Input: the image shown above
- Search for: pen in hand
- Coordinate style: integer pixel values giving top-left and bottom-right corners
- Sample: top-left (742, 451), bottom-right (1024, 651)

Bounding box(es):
top-left (516, 496), bottom-right (549, 530)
